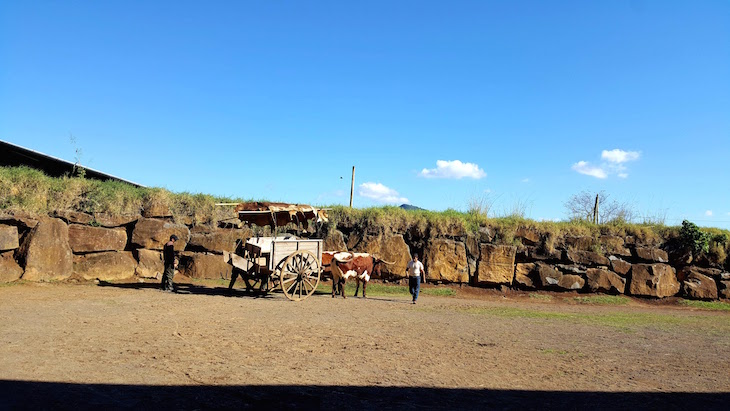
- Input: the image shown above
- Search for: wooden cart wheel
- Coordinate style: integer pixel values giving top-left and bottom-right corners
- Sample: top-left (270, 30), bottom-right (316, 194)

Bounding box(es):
top-left (279, 250), bottom-right (321, 301)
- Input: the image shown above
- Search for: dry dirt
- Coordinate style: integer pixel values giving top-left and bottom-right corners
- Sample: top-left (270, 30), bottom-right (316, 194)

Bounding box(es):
top-left (1, 279), bottom-right (729, 410)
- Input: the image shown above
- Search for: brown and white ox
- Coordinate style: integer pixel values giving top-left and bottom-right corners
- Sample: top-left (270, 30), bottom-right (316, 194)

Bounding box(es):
top-left (328, 252), bottom-right (392, 298)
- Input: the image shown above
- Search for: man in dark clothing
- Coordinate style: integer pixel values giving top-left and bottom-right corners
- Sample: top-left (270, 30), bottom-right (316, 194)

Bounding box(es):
top-left (161, 235), bottom-right (179, 292)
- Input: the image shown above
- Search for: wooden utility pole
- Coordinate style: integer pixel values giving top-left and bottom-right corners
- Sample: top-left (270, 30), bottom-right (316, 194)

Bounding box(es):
top-left (349, 166), bottom-right (355, 208)
top-left (593, 194), bottom-right (600, 224)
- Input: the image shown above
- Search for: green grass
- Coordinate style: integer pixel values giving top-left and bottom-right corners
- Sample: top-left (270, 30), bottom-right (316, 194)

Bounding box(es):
top-left (314, 281), bottom-right (456, 297)
top-left (529, 293), bottom-right (553, 301)
top-left (424, 287), bottom-right (457, 297)
top-left (458, 305), bottom-right (728, 333)
top-left (678, 299), bottom-right (730, 311)
top-left (0, 166), bottom-right (249, 225)
top-left (572, 295), bottom-right (630, 305)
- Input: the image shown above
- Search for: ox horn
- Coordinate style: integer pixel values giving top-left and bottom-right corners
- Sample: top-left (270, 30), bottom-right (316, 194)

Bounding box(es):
top-left (375, 256), bottom-right (396, 265)
top-left (333, 252), bottom-right (354, 263)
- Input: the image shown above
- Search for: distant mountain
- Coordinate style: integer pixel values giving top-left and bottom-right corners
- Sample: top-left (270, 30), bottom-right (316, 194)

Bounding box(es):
top-left (400, 204), bottom-right (426, 211)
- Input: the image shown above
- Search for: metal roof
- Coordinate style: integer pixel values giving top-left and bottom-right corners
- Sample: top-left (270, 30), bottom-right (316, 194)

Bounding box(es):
top-left (0, 139), bottom-right (144, 187)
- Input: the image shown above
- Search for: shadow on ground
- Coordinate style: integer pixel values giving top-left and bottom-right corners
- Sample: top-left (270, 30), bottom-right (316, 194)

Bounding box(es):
top-left (1, 380), bottom-right (727, 410)
top-left (95, 280), bottom-right (337, 299)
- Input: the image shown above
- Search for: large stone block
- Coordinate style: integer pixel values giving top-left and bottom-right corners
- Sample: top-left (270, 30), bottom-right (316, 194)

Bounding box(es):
top-left (465, 235), bottom-right (480, 260)
top-left (514, 263), bottom-right (537, 289)
top-left (478, 227), bottom-right (495, 243)
top-left (608, 256), bottom-right (631, 276)
top-left (0, 225), bottom-right (19, 251)
top-left (351, 233), bottom-right (410, 279)
top-left (533, 263), bottom-right (584, 291)
top-left (323, 229), bottom-right (347, 252)
top-left (676, 266), bottom-right (721, 282)
top-left (53, 210), bottom-right (93, 225)
top-left (378, 234), bottom-right (411, 279)
top-left (92, 213), bottom-right (141, 228)
top-left (131, 218), bottom-right (189, 250)
top-left (515, 227), bottom-right (540, 246)
top-left (586, 268), bottom-right (626, 294)
top-left (68, 224), bottom-right (128, 253)
top-left (73, 251), bottom-right (137, 281)
top-left (135, 249), bottom-right (163, 279)
top-left (179, 252), bottom-right (231, 280)
top-left (682, 271), bottom-right (718, 300)
top-left (536, 263), bottom-right (562, 288)
top-left (0, 251), bottom-right (22, 282)
top-left (18, 217), bottom-right (73, 281)
top-left (526, 246), bottom-right (562, 262)
top-left (0, 211), bottom-right (39, 229)
top-left (424, 238), bottom-right (468, 283)
top-left (477, 244), bottom-right (516, 285)
top-left (628, 263), bottom-right (680, 298)
top-left (188, 227), bottom-right (251, 254)
top-left (633, 247), bottom-right (669, 263)
top-left (558, 274), bottom-right (585, 290)
top-left (565, 250), bottom-right (610, 267)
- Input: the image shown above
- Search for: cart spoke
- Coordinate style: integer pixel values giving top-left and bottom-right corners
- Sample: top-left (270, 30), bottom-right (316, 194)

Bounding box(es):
top-left (303, 277), bottom-right (316, 294)
top-left (280, 249), bottom-right (321, 300)
top-left (286, 280), bottom-right (298, 296)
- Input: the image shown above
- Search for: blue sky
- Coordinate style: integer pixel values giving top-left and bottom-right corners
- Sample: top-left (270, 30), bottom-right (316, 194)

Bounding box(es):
top-left (1, 1), bottom-right (728, 228)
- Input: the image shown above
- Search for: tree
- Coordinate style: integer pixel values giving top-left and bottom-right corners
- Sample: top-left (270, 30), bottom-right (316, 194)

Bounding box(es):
top-left (564, 190), bottom-right (635, 224)
top-left (678, 220), bottom-right (710, 256)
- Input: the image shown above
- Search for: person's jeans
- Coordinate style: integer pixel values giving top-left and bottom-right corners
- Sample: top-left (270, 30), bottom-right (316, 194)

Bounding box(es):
top-left (161, 265), bottom-right (175, 291)
top-left (409, 276), bottom-right (420, 302)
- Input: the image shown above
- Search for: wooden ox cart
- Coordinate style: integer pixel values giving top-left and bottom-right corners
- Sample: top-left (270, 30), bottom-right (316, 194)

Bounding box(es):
top-left (222, 202), bottom-right (327, 301)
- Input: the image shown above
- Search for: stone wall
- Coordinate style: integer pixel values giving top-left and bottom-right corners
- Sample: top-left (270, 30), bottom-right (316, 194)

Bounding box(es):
top-left (330, 221), bottom-right (729, 301)
top-left (0, 206), bottom-right (235, 284)
top-left (1, 209), bottom-right (728, 301)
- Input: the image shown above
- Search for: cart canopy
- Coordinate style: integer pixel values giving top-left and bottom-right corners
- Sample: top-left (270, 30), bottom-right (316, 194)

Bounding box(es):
top-left (234, 202), bottom-right (329, 229)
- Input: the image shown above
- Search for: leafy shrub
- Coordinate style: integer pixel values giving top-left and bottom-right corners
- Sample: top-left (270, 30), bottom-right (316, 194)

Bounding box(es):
top-left (679, 220), bottom-right (710, 256)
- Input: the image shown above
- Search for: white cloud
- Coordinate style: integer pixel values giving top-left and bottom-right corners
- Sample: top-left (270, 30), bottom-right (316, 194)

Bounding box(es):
top-left (521, 178), bottom-right (530, 183)
top-left (571, 161), bottom-right (607, 179)
top-left (573, 149), bottom-right (641, 179)
top-left (358, 182), bottom-right (409, 204)
top-left (420, 160), bottom-right (486, 179)
top-left (705, 210), bottom-right (713, 217)
top-left (602, 149), bottom-right (641, 164)
top-left (484, 189), bottom-right (492, 194)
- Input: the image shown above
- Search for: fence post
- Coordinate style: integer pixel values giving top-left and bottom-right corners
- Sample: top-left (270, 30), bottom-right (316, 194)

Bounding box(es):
top-left (349, 166), bottom-right (355, 208)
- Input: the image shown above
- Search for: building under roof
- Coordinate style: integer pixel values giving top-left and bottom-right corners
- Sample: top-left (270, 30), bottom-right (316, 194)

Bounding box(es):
top-left (0, 139), bottom-right (144, 187)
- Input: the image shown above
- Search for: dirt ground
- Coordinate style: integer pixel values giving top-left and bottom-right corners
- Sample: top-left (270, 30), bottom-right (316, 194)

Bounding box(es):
top-left (1, 279), bottom-right (729, 410)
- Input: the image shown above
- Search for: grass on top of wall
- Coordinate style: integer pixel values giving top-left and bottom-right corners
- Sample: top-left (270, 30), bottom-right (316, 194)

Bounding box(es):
top-left (0, 166), bottom-right (247, 225)
top-left (3, 166), bottom-right (729, 259)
